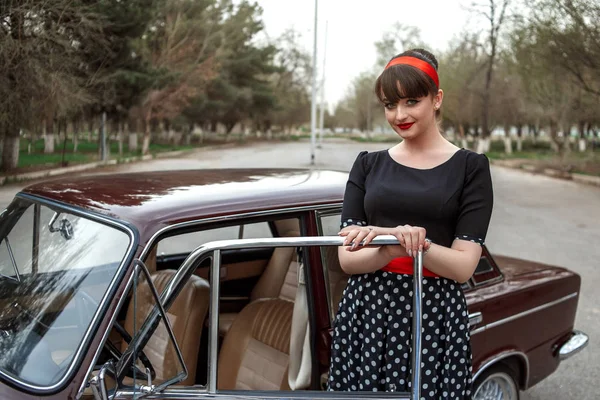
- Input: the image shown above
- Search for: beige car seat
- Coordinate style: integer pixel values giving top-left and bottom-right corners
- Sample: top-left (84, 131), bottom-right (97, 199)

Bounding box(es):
top-left (122, 269), bottom-right (210, 385)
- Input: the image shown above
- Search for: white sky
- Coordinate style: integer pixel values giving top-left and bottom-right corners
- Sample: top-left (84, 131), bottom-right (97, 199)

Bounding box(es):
top-left (254, 0), bottom-right (479, 107)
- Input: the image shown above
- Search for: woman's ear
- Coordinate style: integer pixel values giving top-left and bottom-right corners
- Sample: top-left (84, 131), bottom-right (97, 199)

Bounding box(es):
top-left (433, 89), bottom-right (444, 110)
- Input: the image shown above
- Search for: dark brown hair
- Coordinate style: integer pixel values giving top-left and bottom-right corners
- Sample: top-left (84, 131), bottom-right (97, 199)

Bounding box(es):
top-left (375, 48), bottom-right (440, 110)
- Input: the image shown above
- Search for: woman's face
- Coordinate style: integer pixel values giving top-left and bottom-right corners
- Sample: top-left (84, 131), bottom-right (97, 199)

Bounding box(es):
top-left (383, 87), bottom-right (442, 139)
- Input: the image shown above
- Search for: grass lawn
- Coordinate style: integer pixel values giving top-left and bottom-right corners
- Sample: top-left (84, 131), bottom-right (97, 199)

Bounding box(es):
top-left (13, 138), bottom-right (197, 172)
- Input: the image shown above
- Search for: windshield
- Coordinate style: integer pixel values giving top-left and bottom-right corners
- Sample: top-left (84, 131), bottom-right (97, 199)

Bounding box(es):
top-left (0, 197), bottom-right (132, 389)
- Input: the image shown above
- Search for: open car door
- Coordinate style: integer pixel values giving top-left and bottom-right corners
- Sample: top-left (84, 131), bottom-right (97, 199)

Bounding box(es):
top-left (93, 236), bottom-right (425, 400)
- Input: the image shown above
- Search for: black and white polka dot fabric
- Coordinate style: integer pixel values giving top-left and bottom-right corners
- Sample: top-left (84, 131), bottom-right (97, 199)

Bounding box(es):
top-left (328, 271), bottom-right (472, 399)
top-left (455, 234), bottom-right (484, 246)
top-left (341, 219), bottom-right (368, 229)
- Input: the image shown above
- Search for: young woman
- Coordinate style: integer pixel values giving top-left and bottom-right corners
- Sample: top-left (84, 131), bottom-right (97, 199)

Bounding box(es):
top-left (328, 48), bottom-right (494, 399)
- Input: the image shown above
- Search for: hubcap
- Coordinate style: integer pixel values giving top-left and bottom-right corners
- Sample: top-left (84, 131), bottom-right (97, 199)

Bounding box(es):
top-left (473, 372), bottom-right (518, 400)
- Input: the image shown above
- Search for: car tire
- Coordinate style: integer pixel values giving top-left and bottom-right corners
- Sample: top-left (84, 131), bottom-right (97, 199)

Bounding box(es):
top-left (472, 362), bottom-right (520, 400)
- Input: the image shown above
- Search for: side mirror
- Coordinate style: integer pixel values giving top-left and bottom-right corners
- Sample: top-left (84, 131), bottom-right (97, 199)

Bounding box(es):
top-left (89, 360), bottom-right (117, 400)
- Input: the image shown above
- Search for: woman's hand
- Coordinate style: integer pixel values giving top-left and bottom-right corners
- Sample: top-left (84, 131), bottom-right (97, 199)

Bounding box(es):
top-left (339, 224), bottom-right (430, 257)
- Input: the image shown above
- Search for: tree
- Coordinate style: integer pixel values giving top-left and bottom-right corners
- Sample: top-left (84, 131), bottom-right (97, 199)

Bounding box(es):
top-left (469, 0), bottom-right (512, 152)
top-left (374, 23), bottom-right (426, 69)
top-left (266, 29), bottom-right (312, 135)
top-left (439, 35), bottom-right (487, 148)
top-left (82, 0), bottom-right (161, 154)
top-left (132, 0), bottom-right (221, 153)
top-left (510, 22), bottom-right (577, 156)
top-left (0, 0), bottom-right (105, 170)
top-left (529, 0), bottom-right (600, 97)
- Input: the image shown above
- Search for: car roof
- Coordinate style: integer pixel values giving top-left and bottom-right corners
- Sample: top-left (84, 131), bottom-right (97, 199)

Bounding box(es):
top-left (22, 169), bottom-right (347, 242)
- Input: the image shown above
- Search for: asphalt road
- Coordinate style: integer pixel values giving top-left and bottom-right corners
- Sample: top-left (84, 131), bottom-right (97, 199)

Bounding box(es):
top-left (1, 139), bottom-right (598, 399)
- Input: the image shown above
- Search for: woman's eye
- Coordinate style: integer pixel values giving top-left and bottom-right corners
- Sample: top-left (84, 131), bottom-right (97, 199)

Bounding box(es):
top-left (407, 99), bottom-right (419, 105)
top-left (384, 103), bottom-right (395, 109)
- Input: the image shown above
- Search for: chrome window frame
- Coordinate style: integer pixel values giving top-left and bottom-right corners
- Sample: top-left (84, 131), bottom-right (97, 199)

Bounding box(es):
top-left (314, 207), bottom-right (343, 323)
top-left (121, 235), bottom-right (424, 399)
top-left (4, 193), bottom-right (139, 395)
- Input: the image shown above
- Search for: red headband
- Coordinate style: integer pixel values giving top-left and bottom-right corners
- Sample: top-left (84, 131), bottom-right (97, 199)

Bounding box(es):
top-left (384, 56), bottom-right (439, 88)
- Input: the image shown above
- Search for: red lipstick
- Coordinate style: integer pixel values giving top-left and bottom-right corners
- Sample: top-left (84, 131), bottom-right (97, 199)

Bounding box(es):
top-left (397, 123), bottom-right (414, 130)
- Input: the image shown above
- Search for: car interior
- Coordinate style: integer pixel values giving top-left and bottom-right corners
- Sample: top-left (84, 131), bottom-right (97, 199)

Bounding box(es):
top-left (99, 213), bottom-right (352, 394)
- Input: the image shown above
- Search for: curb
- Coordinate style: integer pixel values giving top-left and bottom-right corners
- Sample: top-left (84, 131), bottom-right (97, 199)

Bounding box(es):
top-left (0, 142), bottom-right (240, 186)
top-left (490, 159), bottom-right (600, 188)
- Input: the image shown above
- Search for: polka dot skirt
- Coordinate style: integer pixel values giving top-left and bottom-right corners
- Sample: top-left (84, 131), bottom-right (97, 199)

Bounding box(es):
top-left (328, 271), bottom-right (472, 399)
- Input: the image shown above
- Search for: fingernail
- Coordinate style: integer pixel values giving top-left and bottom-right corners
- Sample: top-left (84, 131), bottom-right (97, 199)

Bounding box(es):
top-left (419, 245), bottom-right (423, 252)
top-left (408, 249), bottom-right (412, 257)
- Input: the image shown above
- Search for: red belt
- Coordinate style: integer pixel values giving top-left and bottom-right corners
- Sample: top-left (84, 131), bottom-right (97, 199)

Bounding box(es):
top-left (381, 256), bottom-right (440, 277)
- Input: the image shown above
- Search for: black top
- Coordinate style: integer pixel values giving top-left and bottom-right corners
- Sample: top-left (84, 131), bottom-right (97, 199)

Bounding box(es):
top-left (341, 148), bottom-right (494, 247)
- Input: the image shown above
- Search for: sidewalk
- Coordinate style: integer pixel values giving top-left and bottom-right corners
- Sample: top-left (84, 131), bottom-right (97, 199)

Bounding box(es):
top-left (0, 142), bottom-right (239, 186)
top-left (490, 159), bottom-right (600, 187)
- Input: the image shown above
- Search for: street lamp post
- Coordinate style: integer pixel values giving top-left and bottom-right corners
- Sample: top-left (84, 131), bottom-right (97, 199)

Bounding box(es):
top-left (318, 21), bottom-right (328, 148)
top-left (310, 0), bottom-right (318, 165)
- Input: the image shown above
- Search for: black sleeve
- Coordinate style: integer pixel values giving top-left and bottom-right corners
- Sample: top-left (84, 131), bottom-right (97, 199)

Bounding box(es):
top-left (340, 151), bottom-right (369, 229)
top-left (454, 153), bottom-right (494, 245)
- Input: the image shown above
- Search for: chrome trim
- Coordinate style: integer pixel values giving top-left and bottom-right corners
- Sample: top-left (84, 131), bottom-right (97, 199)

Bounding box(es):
top-left (138, 203), bottom-right (343, 261)
top-left (126, 235), bottom-right (414, 395)
top-left (558, 330), bottom-right (589, 361)
top-left (470, 292), bottom-right (578, 336)
top-left (129, 260), bottom-right (188, 391)
top-left (411, 251), bottom-right (423, 400)
top-left (314, 208), bottom-right (343, 322)
top-left (76, 266), bottom-right (139, 399)
top-left (4, 236), bottom-right (21, 282)
top-left (469, 311), bottom-right (483, 329)
top-left (473, 350), bottom-right (530, 389)
top-left (208, 250), bottom-right (221, 393)
top-left (3, 193), bottom-right (138, 394)
top-left (471, 274), bottom-right (503, 288)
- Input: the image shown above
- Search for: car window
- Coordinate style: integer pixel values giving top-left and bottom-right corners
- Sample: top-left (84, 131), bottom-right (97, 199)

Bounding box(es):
top-left (157, 222), bottom-right (272, 255)
top-left (0, 198), bottom-right (131, 389)
top-left (474, 256), bottom-right (494, 275)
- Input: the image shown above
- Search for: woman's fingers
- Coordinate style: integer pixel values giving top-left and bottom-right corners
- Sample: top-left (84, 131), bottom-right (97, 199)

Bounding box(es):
top-left (350, 229), bottom-right (371, 250)
top-left (396, 225), bottom-right (427, 257)
top-left (402, 225), bottom-right (413, 257)
top-left (411, 227), bottom-right (423, 256)
top-left (342, 229), bottom-right (359, 246)
top-left (361, 228), bottom-right (378, 247)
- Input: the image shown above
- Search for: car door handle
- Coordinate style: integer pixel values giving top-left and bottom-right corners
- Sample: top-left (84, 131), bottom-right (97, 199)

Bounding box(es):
top-left (469, 311), bottom-right (483, 327)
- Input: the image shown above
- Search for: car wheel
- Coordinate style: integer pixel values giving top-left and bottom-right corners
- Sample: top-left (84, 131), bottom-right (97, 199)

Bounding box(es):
top-left (473, 363), bottom-right (520, 400)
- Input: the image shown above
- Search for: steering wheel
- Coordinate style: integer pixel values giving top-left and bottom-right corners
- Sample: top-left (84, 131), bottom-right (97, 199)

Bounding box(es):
top-left (74, 290), bottom-right (156, 380)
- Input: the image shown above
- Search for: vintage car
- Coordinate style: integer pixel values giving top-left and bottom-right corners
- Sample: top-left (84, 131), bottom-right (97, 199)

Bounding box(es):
top-left (0, 168), bottom-right (588, 400)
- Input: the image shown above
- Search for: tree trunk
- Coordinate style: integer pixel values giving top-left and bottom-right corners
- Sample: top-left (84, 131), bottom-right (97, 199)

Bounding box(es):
top-left (549, 121), bottom-right (561, 155)
top-left (118, 121), bottom-right (124, 157)
top-left (142, 112), bottom-right (151, 155)
top-left (577, 121), bottom-right (586, 152)
top-left (503, 124), bottom-right (512, 154)
top-left (87, 118), bottom-right (94, 142)
top-left (44, 119), bottom-right (55, 153)
top-left (185, 124), bottom-right (193, 146)
top-left (476, 137), bottom-right (490, 154)
top-left (504, 137), bottom-right (512, 154)
top-left (129, 119), bottom-right (139, 152)
top-left (2, 129), bottom-right (20, 171)
top-left (98, 112), bottom-right (110, 160)
top-left (73, 120), bottom-right (79, 153)
top-left (458, 124), bottom-right (468, 149)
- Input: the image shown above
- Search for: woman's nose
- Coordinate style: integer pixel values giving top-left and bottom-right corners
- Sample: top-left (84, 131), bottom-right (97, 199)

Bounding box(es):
top-left (394, 104), bottom-right (408, 122)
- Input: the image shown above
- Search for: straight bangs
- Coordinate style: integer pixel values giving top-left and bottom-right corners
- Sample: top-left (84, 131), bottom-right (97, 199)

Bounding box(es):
top-left (375, 65), bottom-right (435, 104)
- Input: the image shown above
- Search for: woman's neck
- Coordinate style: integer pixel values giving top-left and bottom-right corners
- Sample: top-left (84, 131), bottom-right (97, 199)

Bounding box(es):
top-left (400, 126), bottom-right (447, 153)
